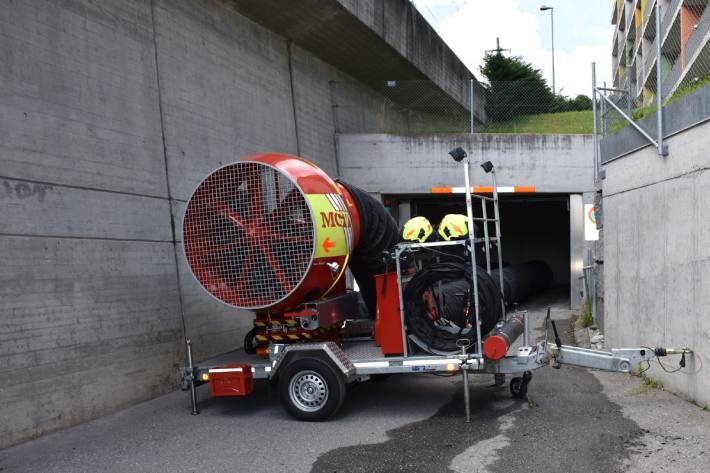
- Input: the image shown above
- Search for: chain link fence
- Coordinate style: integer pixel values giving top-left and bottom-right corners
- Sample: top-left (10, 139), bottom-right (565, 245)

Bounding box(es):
top-left (483, 82), bottom-right (592, 134)
top-left (330, 80), bottom-right (474, 135)
top-left (331, 79), bottom-right (593, 135)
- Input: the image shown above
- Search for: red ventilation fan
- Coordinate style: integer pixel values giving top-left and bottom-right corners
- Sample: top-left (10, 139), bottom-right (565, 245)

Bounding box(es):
top-left (183, 153), bottom-right (360, 312)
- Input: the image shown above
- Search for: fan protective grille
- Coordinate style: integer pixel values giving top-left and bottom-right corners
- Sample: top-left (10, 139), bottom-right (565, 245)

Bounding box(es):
top-left (183, 162), bottom-right (315, 309)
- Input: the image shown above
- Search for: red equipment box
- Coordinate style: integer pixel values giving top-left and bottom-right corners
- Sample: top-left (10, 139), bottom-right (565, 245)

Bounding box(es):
top-left (374, 272), bottom-right (404, 355)
top-left (209, 364), bottom-right (254, 397)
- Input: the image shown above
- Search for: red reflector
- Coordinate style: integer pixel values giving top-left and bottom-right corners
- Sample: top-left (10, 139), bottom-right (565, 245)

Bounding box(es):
top-left (483, 335), bottom-right (509, 361)
top-left (209, 364), bottom-right (254, 397)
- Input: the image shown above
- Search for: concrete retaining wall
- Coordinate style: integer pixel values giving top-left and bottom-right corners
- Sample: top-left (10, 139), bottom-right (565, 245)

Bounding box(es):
top-left (603, 118), bottom-right (710, 409)
top-left (0, 0), bottom-right (435, 448)
top-left (337, 134), bottom-right (596, 193)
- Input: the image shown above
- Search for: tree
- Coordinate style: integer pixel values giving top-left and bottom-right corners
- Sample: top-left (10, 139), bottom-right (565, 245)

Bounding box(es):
top-left (479, 52), bottom-right (593, 121)
top-left (567, 94), bottom-right (593, 111)
top-left (480, 52), bottom-right (555, 121)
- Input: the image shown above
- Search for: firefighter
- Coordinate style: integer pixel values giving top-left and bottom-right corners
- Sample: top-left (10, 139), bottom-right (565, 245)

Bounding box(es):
top-left (438, 214), bottom-right (470, 241)
top-left (401, 216), bottom-right (433, 243)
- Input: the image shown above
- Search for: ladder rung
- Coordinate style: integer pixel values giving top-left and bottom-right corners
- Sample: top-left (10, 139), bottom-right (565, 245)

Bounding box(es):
top-left (471, 237), bottom-right (498, 243)
top-left (472, 218), bottom-right (497, 222)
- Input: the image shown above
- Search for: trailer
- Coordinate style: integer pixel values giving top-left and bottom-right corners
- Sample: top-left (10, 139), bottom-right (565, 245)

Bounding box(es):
top-left (179, 149), bottom-right (691, 422)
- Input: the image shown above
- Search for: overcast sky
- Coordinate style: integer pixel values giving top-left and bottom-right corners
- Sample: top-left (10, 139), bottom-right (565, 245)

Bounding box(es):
top-left (411, 0), bottom-right (615, 97)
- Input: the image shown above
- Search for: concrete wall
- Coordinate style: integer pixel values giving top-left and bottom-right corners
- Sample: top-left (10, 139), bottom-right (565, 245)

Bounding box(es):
top-left (0, 0), bottom-right (184, 449)
top-left (337, 134), bottom-right (596, 194)
top-left (0, 0), bottom-right (431, 448)
top-left (603, 118), bottom-right (710, 409)
top-left (229, 0), bottom-right (485, 125)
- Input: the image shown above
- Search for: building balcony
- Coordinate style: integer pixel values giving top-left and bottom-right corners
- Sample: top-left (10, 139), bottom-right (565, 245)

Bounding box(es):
top-left (627, 0), bottom-right (637, 32)
top-left (643, 39), bottom-right (658, 78)
top-left (640, 0), bottom-right (657, 41)
top-left (660, 0), bottom-right (683, 46)
top-left (665, 2), bottom-right (710, 96)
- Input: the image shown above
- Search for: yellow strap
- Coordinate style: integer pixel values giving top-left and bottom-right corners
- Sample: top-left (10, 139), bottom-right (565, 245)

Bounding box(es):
top-left (321, 253), bottom-right (349, 298)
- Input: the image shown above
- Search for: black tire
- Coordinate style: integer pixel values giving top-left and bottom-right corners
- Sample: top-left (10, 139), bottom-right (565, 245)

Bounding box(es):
top-left (510, 377), bottom-right (527, 399)
top-left (278, 358), bottom-right (346, 421)
top-left (244, 328), bottom-right (257, 355)
top-left (370, 374), bottom-right (391, 382)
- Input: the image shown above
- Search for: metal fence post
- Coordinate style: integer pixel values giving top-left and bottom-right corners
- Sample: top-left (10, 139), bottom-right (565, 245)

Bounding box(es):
top-left (601, 81), bottom-right (607, 135)
top-left (585, 249), bottom-right (596, 323)
top-left (469, 78), bottom-right (474, 135)
top-left (592, 63), bottom-right (599, 180)
top-left (625, 82), bottom-right (632, 118)
top-left (656, 0), bottom-right (668, 156)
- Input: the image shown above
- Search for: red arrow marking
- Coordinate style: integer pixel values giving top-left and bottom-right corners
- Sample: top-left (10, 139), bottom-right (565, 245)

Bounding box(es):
top-left (322, 237), bottom-right (336, 253)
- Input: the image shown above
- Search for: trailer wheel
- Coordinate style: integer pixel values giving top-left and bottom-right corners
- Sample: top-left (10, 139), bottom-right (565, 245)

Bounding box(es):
top-left (510, 377), bottom-right (527, 399)
top-left (278, 358), bottom-right (346, 421)
top-left (243, 328), bottom-right (257, 355)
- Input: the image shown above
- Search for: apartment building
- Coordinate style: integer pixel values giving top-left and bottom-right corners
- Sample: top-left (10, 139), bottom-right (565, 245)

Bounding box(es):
top-left (612, 0), bottom-right (710, 104)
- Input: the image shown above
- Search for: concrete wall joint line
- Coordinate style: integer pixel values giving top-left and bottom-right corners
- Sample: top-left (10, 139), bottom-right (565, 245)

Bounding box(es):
top-left (604, 164), bottom-right (710, 198)
top-left (0, 232), bottom-right (174, 243)
top-left (287, 40), bottom-right (302, 157)
top-left (149, 0), bottom-right (187, 344)
top-left (0, 175), bottom-right (169, 201)
top-left (330, 86), bottom-right (341, 177)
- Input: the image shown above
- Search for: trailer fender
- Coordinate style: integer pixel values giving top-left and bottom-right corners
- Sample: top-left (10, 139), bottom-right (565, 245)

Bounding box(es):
top-left (270, 342), bottom-right (356, 383)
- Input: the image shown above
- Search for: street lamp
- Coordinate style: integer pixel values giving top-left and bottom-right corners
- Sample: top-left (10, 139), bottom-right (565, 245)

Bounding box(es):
top-left (540, 5), bottom-right (556, 95)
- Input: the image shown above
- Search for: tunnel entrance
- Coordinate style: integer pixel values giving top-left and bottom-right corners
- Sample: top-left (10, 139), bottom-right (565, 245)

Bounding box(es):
top-left (384, 194), bottom-right (572, 306)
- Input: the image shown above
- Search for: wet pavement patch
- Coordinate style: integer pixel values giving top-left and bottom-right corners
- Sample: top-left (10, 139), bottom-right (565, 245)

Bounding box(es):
top-left (311, 379), bottom-right (524, 473)
top-left (311, 364), bottom-right (642, 473)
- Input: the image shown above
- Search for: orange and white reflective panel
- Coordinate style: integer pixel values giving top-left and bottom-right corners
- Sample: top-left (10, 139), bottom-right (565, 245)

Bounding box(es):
top-left (431, 186), bottom-right (536, 194)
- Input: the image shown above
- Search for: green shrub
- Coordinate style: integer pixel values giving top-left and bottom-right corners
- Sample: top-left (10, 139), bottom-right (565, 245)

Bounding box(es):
top-left (579, 299), bottom-right (594, 328)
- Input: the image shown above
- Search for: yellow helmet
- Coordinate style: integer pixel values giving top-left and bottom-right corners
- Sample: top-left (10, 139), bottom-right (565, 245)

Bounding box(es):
top-left (402, 216), bottom-right (433, 243)
top-left (438, 214), bottom-right (469, 241)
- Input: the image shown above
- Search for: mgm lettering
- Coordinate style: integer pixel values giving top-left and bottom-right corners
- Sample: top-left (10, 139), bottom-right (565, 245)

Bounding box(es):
top-left (320, 211), bottom-right (351, 228)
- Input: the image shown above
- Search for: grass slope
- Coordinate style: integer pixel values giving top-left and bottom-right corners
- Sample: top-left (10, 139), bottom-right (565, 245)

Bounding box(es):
top-left (484, 110), bottom-right (593, 134)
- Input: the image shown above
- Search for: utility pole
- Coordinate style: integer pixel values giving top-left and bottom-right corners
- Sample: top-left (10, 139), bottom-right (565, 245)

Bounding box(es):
top-left (486, 37), bottom-right (511, 56)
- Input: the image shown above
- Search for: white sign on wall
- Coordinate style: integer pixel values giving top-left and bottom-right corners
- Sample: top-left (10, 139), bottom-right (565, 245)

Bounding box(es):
top-left (585, 204), bottom-right (599, 241)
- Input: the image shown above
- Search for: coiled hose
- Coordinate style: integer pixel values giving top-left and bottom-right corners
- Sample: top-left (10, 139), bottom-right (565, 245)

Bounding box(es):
top-left (404, 262), bottom-right (503, 353)
top-left (339, 182), bottom-right (399, 318)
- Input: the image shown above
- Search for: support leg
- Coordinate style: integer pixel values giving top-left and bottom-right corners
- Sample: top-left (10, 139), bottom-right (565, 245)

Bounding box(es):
top-left (186, 339), bottom-right (200, 415)
top-left (462, 368), bottom-right (471, 423)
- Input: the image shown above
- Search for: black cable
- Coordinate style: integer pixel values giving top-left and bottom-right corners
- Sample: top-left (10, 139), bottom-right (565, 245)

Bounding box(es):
top-left (656, 356), bottom-right (684, 374)
top-left (641, 346), bottom-right (702, 375)
top-left (420, 246), bottom-right (466, 263)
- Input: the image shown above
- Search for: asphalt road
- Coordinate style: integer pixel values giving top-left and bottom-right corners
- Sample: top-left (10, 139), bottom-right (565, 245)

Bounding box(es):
top-left (1, 293), bottom-right (708, 473)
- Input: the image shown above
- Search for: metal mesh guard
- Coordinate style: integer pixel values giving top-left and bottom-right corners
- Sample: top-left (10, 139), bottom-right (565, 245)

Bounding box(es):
top-left (184, 162), bottom-right (315, 309)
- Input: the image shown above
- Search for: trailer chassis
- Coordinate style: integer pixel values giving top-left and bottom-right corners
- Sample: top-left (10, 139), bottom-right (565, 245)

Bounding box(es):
top-left (180, 315), bottom-right (691, 422)
top-left (179, 151), bottom-right (691, 421)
